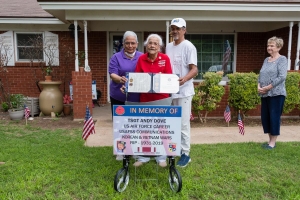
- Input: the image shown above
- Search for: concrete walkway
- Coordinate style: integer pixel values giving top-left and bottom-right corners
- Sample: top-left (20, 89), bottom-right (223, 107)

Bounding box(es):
top-left (86, 104), bottom-right (300, 147)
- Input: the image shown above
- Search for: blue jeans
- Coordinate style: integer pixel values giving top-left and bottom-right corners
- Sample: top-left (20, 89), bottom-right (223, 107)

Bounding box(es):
top-left (261, 95), bottom-right (285, 136)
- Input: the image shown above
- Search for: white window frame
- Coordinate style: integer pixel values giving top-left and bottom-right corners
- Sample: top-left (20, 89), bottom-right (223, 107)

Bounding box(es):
top-left (14, 32), bottom-right (45, 62)
top-left (14, 31), bottom-right (59, 66)
top-left (186, 33), bottom-right (236, 81)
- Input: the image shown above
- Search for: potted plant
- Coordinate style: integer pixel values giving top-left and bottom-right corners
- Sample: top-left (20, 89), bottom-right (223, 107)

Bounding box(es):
top-left (77, 50), bottom-right (85, 72)
top-left (7, 94), bottom-right (25, 120)
top-left (44, 66), bottom-right (53, 82)
top-left (63, 94), bottom-right (72, 116)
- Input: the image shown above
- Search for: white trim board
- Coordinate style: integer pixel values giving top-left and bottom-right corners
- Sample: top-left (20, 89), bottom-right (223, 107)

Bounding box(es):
top-left (39, 2), bottom-right (300, 12)
top-left (0, 18), bottom-right (64, 24)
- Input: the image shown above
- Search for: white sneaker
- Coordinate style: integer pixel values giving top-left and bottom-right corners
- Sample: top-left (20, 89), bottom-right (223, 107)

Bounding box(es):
top-left (158, 161), bottom-right (167, 168)
top-left (133, 161), bottom-right (144, 167)
top-left (116, 155), bottom-right (123, 161)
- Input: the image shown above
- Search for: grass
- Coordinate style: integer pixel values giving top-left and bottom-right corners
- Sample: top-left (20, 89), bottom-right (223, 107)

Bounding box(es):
top-left (0, 123), bottom-right (299, 200)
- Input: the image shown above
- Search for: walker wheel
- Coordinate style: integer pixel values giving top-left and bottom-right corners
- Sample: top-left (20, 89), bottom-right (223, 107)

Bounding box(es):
top-left (169, 167), bottom-right (182, 192)
top-left (114, 167), bottom-right (129, 192)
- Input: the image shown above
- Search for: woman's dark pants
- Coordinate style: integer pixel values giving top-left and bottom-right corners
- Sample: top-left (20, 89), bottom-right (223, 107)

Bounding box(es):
top-left (261, 95), bottom-right (285, 136)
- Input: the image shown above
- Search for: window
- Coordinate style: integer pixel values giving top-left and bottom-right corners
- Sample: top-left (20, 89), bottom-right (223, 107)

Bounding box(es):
top-left (186, 34), bottom-right (234, 80)
top-left (16, 33), bottom-right (44, 61)
top-left (14, 32), bottom-right (59, 66)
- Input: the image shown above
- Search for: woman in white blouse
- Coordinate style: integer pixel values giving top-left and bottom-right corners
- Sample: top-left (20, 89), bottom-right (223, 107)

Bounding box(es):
top-left (258, 36), bottom-right (287, 150)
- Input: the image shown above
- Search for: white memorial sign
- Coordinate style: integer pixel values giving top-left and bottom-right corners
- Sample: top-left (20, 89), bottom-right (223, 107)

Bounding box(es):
top-left (113, 105), bottom-right (181, 156)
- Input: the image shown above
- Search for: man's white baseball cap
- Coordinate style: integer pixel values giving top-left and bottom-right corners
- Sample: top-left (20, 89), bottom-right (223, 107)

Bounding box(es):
top-left (170, 18), bottom-right (186, 28)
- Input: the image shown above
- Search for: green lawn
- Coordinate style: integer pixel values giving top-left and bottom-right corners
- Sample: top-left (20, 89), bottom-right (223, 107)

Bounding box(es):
top-left (0, 122), bottom-right (299, 200)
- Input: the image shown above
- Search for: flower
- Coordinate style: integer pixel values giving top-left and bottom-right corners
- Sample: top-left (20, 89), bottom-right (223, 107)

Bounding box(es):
top-left (63, 95), bottom-right (72, 104)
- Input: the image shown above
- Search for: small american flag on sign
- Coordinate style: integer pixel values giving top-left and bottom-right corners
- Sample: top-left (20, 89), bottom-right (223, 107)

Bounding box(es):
top-left (238, 113), bottom-right (245, 135)
top-left (82, 106), bottom-right (96, 140)
top-left (224, 105), bottom-right (231, 122)
top-left (222, 40), bottom-right (231, 72)
top-left (24, 105), bottom-right (30, 119)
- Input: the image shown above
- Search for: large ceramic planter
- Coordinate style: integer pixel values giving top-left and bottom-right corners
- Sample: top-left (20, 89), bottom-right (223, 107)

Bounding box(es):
top-left (39, 81), bottom-right (63, 116)
top-left (8, 109), bottom-right (24, 120)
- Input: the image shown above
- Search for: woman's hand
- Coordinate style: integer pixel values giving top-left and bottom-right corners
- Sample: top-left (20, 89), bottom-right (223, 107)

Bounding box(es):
top-left (258, 85), bottom-right (272, 94)
top-left (120, 85), bottom-right (126, 94)
top-left (110, 74), bottom-right (128, 84)
top-left (119, 76), bottom-right (127, 84)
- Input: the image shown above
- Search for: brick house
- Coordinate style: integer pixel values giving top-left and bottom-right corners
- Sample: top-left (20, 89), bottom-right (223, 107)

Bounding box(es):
top-left (0, 0), bottom-right (300, 119)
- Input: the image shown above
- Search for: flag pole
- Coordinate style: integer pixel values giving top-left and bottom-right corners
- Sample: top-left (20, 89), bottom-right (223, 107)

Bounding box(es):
top-left (25, 117), bottom-right (27, 125)
top-left (84, 103), bottom-right (88, 146)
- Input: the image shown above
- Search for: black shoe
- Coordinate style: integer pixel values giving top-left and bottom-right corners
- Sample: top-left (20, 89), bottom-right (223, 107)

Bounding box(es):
top-left (261, 143), bottom-right (269, 147)
top-left (264, 145), bottom-right (276, 150)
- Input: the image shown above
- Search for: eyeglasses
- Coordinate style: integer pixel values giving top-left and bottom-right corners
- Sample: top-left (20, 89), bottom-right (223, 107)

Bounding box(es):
top-left (170, 27), bottom-right (184, 32)
top-left (124, 42), bottom-right (137, 46)
top-left (147, 42), bottom-right (159, 46)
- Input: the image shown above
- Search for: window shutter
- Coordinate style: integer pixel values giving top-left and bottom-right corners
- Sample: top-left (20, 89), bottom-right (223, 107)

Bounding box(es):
top-left (0, 31), bottom-right (15, 66)
top-left (44, 31), bottom-right (59, 66)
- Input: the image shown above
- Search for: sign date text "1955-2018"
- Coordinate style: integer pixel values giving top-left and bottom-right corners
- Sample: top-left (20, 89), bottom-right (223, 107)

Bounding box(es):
top-left (141, 141), bottom-right (164, 145)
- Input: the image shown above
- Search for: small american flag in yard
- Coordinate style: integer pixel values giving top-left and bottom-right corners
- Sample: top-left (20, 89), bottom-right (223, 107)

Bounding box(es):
top-left (82, 105), bottom-right (95, 140)
top-left (238, 113), bottom-right (245, 135)
top-left (224, 105), bottom-right (231, 122)
top-left (24, 105), bottom-right (30, 119)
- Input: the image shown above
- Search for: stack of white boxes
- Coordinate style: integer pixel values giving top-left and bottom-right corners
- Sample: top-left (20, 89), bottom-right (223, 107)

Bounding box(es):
top-left (25, 97), bottom-right (40, 117)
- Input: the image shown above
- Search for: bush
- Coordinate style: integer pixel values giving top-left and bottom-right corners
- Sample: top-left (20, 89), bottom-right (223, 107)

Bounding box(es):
top-left (1, 102), bottom-right (8, 112)
top-left (192, 71), bottom-right (225, 122)
top-left (283, 72), bottom-right (300, 113)
top-left (227, 72), bottom-right (260, 118)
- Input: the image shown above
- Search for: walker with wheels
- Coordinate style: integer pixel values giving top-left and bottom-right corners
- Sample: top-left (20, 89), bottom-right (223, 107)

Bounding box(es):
top-left (112, 97), bottom-right (182, 193)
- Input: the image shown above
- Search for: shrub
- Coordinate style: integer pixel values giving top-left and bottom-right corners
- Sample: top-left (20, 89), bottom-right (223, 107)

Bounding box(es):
top-left (283, 72), bottom-right (300, 113)
top-left (1, 102), bottom-right (8, 112)
top-left (227, 72), bottom-right (260, 118)
top-left (192, 71), bottom-right (225, 122)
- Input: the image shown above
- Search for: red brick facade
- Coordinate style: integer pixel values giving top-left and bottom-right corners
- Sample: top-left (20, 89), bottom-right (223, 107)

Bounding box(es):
top-left (1, 26), bottom-right (299, 118)
top-left (72, 71), bottom-right (92, 120)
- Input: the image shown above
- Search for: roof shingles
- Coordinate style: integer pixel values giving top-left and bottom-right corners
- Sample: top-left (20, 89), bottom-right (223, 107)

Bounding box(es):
top-left (0, 0), bottom-right (53, 18)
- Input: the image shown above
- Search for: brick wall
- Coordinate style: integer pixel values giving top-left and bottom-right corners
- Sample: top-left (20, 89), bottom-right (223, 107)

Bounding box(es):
top-left (72, 71), bottom-right (93, 120)
top-left (236, 32), bottom-right (266, 73)
top-left (0, 31), bottom-right (108, 105)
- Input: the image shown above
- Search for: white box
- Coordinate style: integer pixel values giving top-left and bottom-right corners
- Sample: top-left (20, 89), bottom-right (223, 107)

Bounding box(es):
top-left (25, 97), bottom-right (40, 117)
